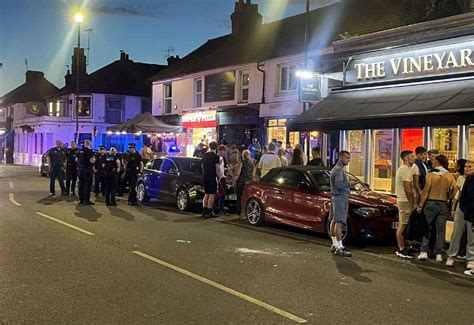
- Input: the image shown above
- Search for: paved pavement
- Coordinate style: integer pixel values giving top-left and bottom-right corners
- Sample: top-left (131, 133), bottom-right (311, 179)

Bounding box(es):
top-left (1, 164), bottom-right (473, 324)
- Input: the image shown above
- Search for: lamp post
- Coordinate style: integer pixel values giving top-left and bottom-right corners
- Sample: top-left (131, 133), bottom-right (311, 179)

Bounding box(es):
top-left (73, 12), bottom-right (84, 143)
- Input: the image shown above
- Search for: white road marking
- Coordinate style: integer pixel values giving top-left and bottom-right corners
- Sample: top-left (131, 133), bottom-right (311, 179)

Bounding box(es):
top-left (133, 250), bottom-right (307, 323)
top-left (36, 212), bottom-right (95, 236)
top-left (8, 180), bottom-right (14, 189)
top-left (9, 193), bottom-right (21, 206)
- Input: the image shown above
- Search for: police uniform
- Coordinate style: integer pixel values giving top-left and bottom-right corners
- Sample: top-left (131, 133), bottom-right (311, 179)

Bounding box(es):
top-left (93, 146), bottom-right (107, 197)
top-left (65, 146), bottom-right (79, 195)
top-left (104, 152), bottom-right (120, 206)
top-left (47, 146), bottom-right (66, 195)
top-left (77, 145), bottom-right (95, 204)
top-left (124, 143), bottom-right (143, 205)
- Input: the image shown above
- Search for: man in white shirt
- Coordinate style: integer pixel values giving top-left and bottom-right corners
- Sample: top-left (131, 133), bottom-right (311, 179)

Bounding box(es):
top-left (396, 150), bottom-right (416, 259)
top-left (258, 143), bottom-right (282, 177)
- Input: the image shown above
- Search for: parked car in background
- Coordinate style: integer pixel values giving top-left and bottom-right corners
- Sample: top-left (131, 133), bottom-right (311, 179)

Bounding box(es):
top-left (241, 166), bottom-right (399, 243)
top-left (39, 150), bottom-right (50, 176)
top-left (136, 157), bottom-right (236, 211)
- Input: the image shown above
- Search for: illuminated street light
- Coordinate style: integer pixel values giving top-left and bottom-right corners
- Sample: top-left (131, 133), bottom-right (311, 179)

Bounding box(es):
top-left (295, 70), bottom-right (315, 78)
top-left (74, 12), bottom-right (84, 23)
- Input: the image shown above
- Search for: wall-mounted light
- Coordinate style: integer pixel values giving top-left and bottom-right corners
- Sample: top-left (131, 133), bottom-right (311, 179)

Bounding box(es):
top-left (174, 104), bottom-right (178, 110)
top-left (107, 131), bottom-right (112, 135)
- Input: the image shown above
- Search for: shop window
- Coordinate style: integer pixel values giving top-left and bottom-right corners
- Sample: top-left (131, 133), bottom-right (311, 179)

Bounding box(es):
top-left (401, 128), bottom-right (423, 152)
top-left (289, 131), bottom-right (300, 148)
top-left (373, 129), bottom-right (393, 193)
top-left (267, 119), bottom-right (287, 145)
top-left (194, 79), bottom-right (202, 108)
top-left (105, 98), bottom-right (123, 124)
top-left (433, 127), bottom-right (458, 170)
top-left (348, 130), bottom-right (365, 180)
top-left (164, 83), bottom-right (172, 114)
top-left (241, 72), bottom-right (249, 102)
top-left (279, 64), bottom-right (298, 92)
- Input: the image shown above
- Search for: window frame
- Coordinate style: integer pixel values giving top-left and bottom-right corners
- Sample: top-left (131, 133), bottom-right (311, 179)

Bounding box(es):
top-left (105, 97), bottom-right (124, 124)
top-left (269, 169), bottom-right (311, 189)
top-left (164, 83), bottom-right (172, 114)
top-left (194, 78), bottom-right (203, 108)
top-left (160, 158), bottom-right (178, 174)
top-left (240, 72), bottom-right (250, 102)
top-left (278, 63), bottom-right (303, 93)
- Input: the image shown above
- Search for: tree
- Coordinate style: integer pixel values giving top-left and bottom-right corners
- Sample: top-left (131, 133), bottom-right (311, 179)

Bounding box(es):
top-left (400, 0), bottom-right (465, 25)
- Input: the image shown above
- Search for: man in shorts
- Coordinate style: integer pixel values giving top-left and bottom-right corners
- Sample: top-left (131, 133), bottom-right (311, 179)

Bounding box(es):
top-left (395, 150), bottom-right (415, 258)
top-left (330, 150), bottom-right (351, 257)
top-left (201, 141), bottom-right (220, 218)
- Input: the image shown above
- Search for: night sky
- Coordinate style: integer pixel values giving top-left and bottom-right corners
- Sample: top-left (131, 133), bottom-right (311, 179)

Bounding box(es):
top-left (0, 0), bottom-right (339, 96)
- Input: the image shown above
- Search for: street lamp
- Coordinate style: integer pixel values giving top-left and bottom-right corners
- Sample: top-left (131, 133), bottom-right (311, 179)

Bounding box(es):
top-left (73, 12), bottom-right (84, 143)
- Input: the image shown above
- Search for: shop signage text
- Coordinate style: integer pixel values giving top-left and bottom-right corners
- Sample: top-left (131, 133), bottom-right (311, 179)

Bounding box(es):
top-left (347, 42), bottom-right (474, 84)
top-left (300, 76), bottom-right (321, 102)
top-left (259, 101), bottom-right (303, 118)
top-left (182, 110), bottom-right (217, 128)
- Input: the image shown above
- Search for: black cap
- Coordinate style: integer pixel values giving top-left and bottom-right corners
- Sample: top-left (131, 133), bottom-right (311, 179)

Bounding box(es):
top-left (128, 143), bottom-right (136, 147)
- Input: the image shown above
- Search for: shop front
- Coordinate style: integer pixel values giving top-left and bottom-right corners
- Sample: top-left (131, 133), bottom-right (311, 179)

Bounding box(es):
top-left (290, 35), bottom-right (474, 194)
top-left (217, 105), bottom-right (259, 146)
top-left (181, 110), bottom-right (217, 157)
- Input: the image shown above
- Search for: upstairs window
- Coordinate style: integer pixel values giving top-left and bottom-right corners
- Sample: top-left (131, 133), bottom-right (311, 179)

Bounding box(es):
top-left (47, 100), bottom-right (66, 117)
top-left (241, 72), bottom-right (249, 102)
top-left (106, 98), bottom-right (123, 124)
top-left (194, 79), bottom-right (202, 108)
top-left (279, 64), bottom-right (298, 92)
top-left (164, 83), bottom-right (172, 114)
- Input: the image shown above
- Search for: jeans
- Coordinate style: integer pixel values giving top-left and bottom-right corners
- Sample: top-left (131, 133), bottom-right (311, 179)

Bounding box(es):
top-left (49, 165), bottom-right (66, 194)
top-left (422, 200), bottom-right (448, 254)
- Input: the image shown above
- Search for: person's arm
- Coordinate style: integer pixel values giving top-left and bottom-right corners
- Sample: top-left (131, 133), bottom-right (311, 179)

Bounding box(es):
top-left (417, 173), bottom-right (433, 212)
top-left (403, 181), bottom-right (414, 205)
top-left (115, 158), bottom-right (121, 171)
top-left (139, 160), bottom-right (144, 173)
top-left (47, 153), bottom-right (52, 171)
top-left (413, 174), bottom-right (422, 198)
top-left (334, 169), bottom-right (346, 191)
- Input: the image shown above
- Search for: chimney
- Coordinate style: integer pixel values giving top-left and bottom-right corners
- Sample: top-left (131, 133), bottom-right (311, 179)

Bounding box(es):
top-left (25, 71), bottom-right (44, 83)
top-left (167, 55), bottom-right (180, 66)
top-left (70, 47), bottom-right (87, 85)
top-left (65, 69), bottom-right (72, 87)
top-left (120, 51), bottom-right (132, 62)
top-left (231, 0), bottom-right (262, 37)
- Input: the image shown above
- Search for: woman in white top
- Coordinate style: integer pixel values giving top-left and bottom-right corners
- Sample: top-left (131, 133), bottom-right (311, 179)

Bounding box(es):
top-left (446, 159), bottom-right (474, 267)
top-left (277, 148), bottom-right (288, 167)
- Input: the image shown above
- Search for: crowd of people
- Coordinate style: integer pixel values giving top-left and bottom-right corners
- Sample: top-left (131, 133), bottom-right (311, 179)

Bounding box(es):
top-left (46, 140), bottom-right (143, 207)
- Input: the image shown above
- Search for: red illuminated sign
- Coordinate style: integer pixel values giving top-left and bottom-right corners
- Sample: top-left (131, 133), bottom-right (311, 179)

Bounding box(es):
top-left (182, 110), bottom-right (217, 128)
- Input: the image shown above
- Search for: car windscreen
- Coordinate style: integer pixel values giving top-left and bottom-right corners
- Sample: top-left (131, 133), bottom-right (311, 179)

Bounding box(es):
top-left (310, 171), bottom-right (366, 192)
top-left (176, 160), bottom-right (202, 175)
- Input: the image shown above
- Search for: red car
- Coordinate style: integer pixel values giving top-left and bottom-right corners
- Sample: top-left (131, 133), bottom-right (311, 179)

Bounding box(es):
top-left (241, 166), bottom-right (399, 242)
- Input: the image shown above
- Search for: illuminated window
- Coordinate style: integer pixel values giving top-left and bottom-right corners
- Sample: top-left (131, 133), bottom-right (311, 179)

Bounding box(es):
top-left (348, 130), bottom-right (365, 180)
top-left (164, 83), bottom-right (172, 114)
top-left (433, 127), bottom-right (458, 170)
top-left (373, 129), bottom-right (393, 193)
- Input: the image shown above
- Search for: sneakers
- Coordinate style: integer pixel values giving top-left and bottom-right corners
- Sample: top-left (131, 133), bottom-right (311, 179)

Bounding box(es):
top-left (467, 261), bottom-right (474, 269)
top-left (330, 245), bottom-right (336, 254)
top-left (396, 248), bottom-right (414, 259)
top-left (334, 248), bottom-right (352, 257)
top-left (464, 269), bottom-right (473, 276)
top-left (445, 257), bottom-right (454, 267)
top-left (418, 252), bottom-right (428, 260)
top-left (436, 254), bottom-right (443, 263)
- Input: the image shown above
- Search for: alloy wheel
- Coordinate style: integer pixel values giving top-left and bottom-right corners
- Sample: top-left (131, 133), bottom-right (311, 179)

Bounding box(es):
top-left (177, 189), bottom-right (189, 211)
top-left (246, 199), bottom-right (264, 225)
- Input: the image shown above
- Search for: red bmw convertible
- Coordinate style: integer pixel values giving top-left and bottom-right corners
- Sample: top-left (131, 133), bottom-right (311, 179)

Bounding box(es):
top-left (241, 166), bottom-right (399, 242)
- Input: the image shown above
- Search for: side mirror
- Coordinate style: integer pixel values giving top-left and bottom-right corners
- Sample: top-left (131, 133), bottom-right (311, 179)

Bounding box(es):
top-left (298, 181), bottom-right (313, 191)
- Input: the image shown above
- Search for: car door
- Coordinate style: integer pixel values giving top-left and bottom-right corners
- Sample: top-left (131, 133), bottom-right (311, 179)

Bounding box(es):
top-left (157, 158), bottom-right (179, 201)
top-left (262, 170), bottom-right (298, 222)
top-left (146, 158), bottom-right (162, 198)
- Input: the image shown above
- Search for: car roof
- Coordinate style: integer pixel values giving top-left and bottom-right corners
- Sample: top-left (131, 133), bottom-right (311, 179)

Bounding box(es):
top-left (161, 157), bottom-right (201, 162)
top-left (281, 165), bottom-right (329, 172)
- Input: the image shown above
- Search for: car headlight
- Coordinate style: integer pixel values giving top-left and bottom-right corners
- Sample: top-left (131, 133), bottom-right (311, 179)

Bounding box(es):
top-left (353, 207), bottom-right (382, 218)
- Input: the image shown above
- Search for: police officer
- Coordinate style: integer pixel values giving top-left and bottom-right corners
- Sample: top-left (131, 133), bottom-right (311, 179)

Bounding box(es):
top-left (77, 139), bottom-right (96, 205)
top-left (93, 145), bottom-right (107, 197)
top-left (104, 147), bottom-right (121, 206)
top-left (124, 143), bottom-right (143, 206)
top-left (65, 140), bottom-right (79, 195)
top-left (47, 140), bottom-right (67, 195)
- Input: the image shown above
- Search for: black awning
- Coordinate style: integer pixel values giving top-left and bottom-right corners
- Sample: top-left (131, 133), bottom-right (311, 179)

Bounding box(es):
top-left (288, 77), bottom-right (474, 132)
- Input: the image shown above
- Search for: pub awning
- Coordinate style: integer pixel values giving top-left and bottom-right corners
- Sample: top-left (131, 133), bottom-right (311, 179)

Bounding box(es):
top-left (288, 77), bottom-right (474, 132)
top-left (108, 112), bottom-right (181, 133)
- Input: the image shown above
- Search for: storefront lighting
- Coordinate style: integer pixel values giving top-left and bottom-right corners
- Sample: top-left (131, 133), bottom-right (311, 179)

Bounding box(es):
top-left (147, 134), bottom-right (152, 138)
top-left (295, 70), bottom-right (315, 78)
top-left (135, 131), bottom-right (142, 136)
top-left (107, 131), bottom-right (112, 135)
top-left (0, 129), bottom-right (5, 135)
top-left (115, 131), bottom-right (121, 135)
top-left (121, 131), bottom-right (127, 134)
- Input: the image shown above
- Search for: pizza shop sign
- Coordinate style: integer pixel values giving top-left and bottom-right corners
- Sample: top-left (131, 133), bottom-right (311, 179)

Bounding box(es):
top-left (182, 110), bottom-right (217, 128)
top-left (346, 41), bottom-right (474, 84)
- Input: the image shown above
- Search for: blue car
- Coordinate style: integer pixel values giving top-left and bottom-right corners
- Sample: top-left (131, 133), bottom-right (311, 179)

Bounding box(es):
top-left (136, 157), bottom-right (236, 212)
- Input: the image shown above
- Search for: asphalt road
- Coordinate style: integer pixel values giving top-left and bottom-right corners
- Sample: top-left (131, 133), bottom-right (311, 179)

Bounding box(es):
top-left (1, 164), bottom-right (473, 324)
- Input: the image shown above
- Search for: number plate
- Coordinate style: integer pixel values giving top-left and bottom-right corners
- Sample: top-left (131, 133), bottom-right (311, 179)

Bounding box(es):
top-left (391, 222), bottom-right (398, 229)
top-left (226, 194), bottom-right (237, 201)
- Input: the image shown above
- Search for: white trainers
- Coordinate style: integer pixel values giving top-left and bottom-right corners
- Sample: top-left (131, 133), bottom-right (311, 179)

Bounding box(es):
top-left (436, 254), bottom-right (443, 263)
top-left (464, 269), bottom-right (473, 276)
top-left (467, 261), bottom-right (474, 269)
top-left (445, 257), bottom-right (454, 267)
top-left (418, 252), bottom-right (428, 260)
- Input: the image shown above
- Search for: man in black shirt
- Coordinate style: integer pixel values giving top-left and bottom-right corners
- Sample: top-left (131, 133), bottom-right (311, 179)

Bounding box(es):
top-left (65, 140), bottom-right (79, 195)
top-left (47, 140), bottom-right (67, 195)
top-left (201, 141), bottom-right (220, 218)
top-left (77, 140), bottom-right (96, 205)
top-left (93, 145), bottom-right (107, 197)
top-left (308, 146), bottom-right (325, 167)
top-left (124, 143), bottom-right (143, 206)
